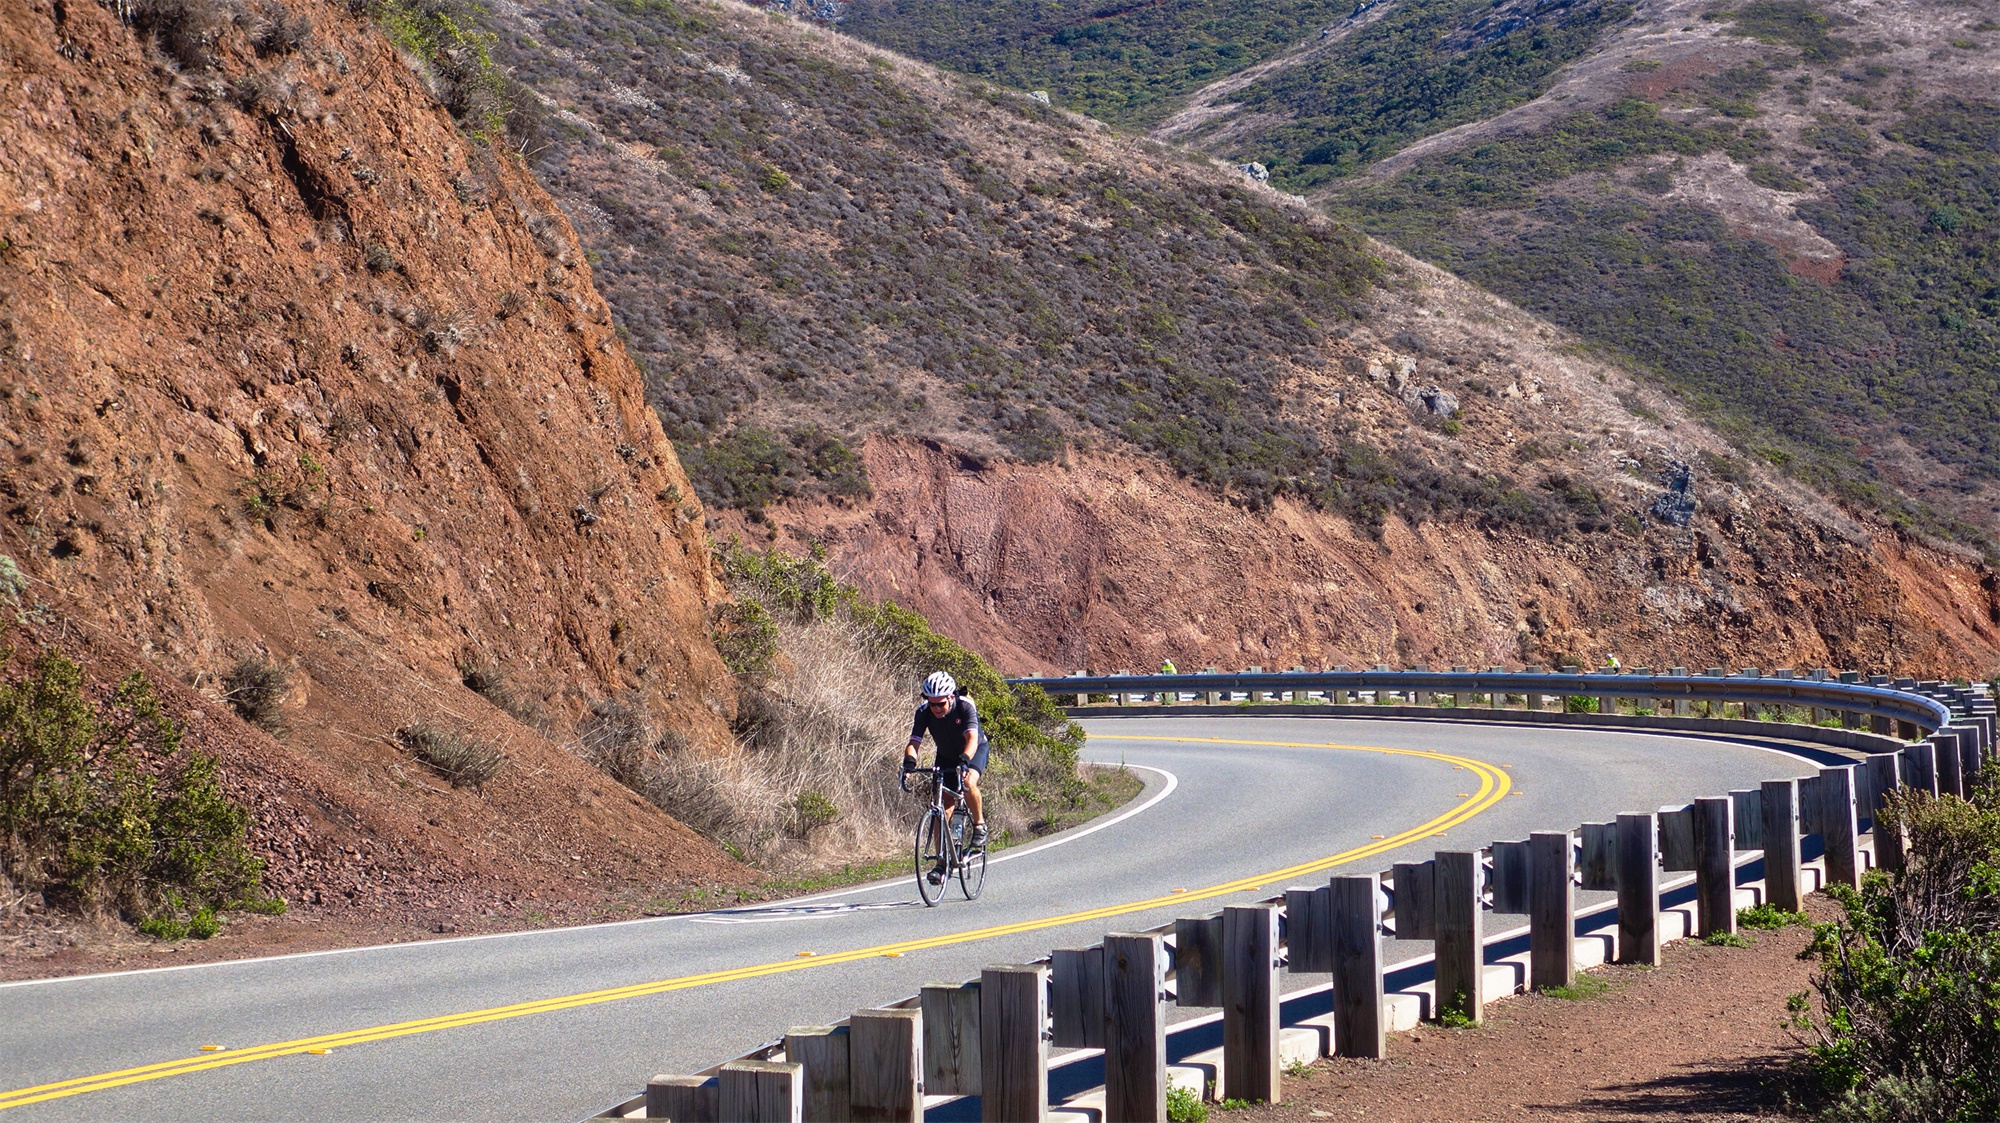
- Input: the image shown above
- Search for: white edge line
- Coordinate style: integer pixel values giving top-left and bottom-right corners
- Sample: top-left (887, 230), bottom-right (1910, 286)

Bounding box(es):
top-left (689, 763), bottom-right (1180, 922)
top-left (0, 765), bottom-right (1179, 989)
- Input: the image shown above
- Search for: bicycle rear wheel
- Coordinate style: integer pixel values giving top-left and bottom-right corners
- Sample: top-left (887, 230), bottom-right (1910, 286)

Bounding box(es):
top-left (915, 807), bottom-right (950, 907)
top-left (957, 827), bottom-right (987, 901)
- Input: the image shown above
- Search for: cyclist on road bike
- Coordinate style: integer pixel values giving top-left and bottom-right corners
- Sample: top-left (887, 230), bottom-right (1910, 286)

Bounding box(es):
top-left (902, 671), bottom-right (989, 881)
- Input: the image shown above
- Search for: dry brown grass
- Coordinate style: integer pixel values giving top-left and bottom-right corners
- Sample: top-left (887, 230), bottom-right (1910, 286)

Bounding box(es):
top-left (579, 618), bottom-right (913, 871)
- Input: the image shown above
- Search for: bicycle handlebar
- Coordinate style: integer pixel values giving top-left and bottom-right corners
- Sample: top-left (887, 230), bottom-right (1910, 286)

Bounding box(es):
top-left (899, 763), bottom-right (962, 794)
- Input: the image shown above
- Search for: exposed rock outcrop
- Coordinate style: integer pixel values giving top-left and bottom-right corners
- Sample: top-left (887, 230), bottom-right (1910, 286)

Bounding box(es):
top-left (0, 0), bottom-right (745, 924)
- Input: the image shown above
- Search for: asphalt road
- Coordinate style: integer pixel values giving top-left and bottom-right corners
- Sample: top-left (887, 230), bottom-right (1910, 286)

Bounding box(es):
top-left (0, 715), bottom-right (1825, 1122)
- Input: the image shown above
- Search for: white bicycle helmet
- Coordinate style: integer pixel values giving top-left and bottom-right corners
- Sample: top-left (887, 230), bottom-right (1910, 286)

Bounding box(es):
top-left (923, 671), bottom-right (957, 699)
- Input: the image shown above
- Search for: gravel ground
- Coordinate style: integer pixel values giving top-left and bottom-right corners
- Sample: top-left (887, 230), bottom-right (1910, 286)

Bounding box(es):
top-left (1237, 897), bottom-right (1837, 1123)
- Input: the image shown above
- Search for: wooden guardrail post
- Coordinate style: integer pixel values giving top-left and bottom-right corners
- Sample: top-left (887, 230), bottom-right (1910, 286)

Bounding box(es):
top-left (1051, 947), bottom-right (1104, 1048)
top-left (1174, 914), bottom-right (1223, 1007)
top-left (980, 965), bottom-right (1048, 1123)
top-left (1433, 851), bottom-right (1483, 1024)
top-left (1103, 932), bottom-right (1167, 1123)
top-left (1817, 766), bottom-right (1861, 891)
top-left (1615, 813), bottom-right (1660, 966)
top-left (1729, 789), bottom-right (1762, 852)
top-left (647, 1075), bottom-right (718, 1122)
top-left (1528, 831), bottom-right (1574, 990)
top-left (849, 1008), bottom-right (921, 1123)
top-left (1934, 729), bottom-right (1964, 798)
top-left (1580, 823), bottom-right (1616, 890)
top-left (720, 1060), bottom-right (803, 1123)
top-left (1490, 840), bottom-right (1529, 914)
top-left (1861, 753), bottom-right (1904, 874)
top-left (1904, 739), bottom-right (1938, 796)
top-left (1222, 904), bottom-right (1281, 1104)
top-left (1391, 860), bottom-right (1436, 940)
top-left (1284, 886), bottom-right (1333, 973)
top-left (786, 1025), bottom-right (852, 1122)
top-left (919, 983), bottom-right (979, 1099)
top-left (1693, 796), bottom-right (1736, 939)
top-left (1658, 805), bottom-right (1696, 874)
top-left (1330, 874), bottom-right (1385, 1058)
top-left (1204, 668), bottom-right (1221, 706)
top-left (1760, 779), bottom-right (1803, 912)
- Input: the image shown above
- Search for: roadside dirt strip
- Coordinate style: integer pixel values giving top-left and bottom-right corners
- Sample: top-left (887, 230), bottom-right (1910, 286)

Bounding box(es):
top-left (1243, 897), bottom-right (1835, 1122)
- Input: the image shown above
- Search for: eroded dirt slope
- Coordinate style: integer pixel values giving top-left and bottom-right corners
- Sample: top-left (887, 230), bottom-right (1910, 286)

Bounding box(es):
top-left (742, 249), bottom-right (2000, 678)
top-left (0, 0), bottom-right (752, 950)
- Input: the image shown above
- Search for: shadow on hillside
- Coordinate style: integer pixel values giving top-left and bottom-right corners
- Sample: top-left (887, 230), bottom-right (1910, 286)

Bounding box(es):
top-left (1537, 1054), bottom-right (1802, 1118)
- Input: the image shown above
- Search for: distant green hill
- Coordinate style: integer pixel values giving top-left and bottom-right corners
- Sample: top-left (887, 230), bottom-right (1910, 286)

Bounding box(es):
top-left (838, 0), bottom-right (1348, 125)
top-left (1319, 92), bottom-right (1999, 547)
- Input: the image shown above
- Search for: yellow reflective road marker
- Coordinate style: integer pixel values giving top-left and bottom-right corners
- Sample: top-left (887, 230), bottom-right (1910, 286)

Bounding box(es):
top-left (0, 736), bottom-right (1506, 1112)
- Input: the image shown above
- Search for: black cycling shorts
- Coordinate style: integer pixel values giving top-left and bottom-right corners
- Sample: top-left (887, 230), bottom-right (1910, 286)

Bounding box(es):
top-left (939, 741), bottom-right (989, 780)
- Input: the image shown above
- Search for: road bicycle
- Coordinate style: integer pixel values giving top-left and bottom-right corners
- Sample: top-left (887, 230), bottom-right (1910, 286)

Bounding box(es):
top-left (900, 764), bottom-right (987, 906)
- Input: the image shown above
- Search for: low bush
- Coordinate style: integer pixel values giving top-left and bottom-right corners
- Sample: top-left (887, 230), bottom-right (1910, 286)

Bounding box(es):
top-left (1794, 779), bottom-right (2000, 1121)
top-left (397, 723), bottom-right (507, 790)
top-left (1738, 901), bottom-right (1808, 929)
top-left (0, 650), bottom-right (266, 931)
top-left (1165, 1083), bottom-right (1208, 1123)
top-left (458, 658), bottom-right (549, 729)
top-left (223, 655), bottom-right (289, 734)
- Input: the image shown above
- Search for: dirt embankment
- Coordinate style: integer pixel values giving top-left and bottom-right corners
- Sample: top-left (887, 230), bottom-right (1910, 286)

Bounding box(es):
top-left (741, 260), bottom-right (2000, 679)
top-left (749, 435), bottom-right (2000, 678)
top-left (0, 0), bottom-right (754, 965)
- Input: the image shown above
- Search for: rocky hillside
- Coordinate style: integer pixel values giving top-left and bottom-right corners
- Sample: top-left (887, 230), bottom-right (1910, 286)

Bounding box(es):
top-left (486, 0), bottom-right (2000, 677)
top-left (0, 0), bottom-right (750, 944)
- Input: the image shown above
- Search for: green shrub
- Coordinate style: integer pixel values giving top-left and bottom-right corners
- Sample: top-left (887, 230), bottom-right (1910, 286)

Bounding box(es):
top-left (1716, 0), bottom-right (1857, 63)
top-left (0, 650), bottom-right (265, 928)
top-left (712, 600), bottom-right (779, 680)
top-left (1794, 781), bottom-right (2000, 1120)
top-left (1165, 1084), bottom-right (1208, 1123)
top-left (1738, 902), bottom-right (1808, 928)
top-left (793, 789), bottom-right (838, 835)
top-left (396, 723), bottom-right (507, 790)
top-left (1436, 992), bottom-right (1478, 1027)
top-left (369, 0), bottom-right (513, 139)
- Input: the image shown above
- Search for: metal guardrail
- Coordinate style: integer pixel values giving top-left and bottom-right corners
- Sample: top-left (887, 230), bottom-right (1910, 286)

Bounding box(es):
top-left (1009, 667), bottom-right (1965, 733)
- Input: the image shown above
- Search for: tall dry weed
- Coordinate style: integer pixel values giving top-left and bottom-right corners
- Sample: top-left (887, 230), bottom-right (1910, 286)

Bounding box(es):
top-left (583, 618), bottom-right (912, 871)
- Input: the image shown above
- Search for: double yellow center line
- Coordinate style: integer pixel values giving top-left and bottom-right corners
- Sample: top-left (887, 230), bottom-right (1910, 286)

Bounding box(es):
top-left (0, 736), bottom-right (1507, 1110)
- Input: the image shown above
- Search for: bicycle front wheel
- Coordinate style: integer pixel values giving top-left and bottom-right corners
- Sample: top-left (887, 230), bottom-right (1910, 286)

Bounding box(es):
top-left (915, 807), bottom-right (950, 907)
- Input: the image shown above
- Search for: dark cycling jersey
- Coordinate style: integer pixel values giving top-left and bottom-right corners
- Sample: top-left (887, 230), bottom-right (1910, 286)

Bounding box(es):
top-left (910, 696), bottom-right (991, 770)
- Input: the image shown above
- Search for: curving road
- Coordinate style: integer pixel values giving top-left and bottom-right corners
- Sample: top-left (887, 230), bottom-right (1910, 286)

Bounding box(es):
top-left (0, 715), bottom-right (1828, 1121)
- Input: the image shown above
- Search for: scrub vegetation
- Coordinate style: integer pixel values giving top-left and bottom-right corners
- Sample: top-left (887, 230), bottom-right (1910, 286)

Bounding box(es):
top-left (574, 544), bottom-right (1124, 869)
top-left (1795, 774), bottom-right (2000, 1121)
top-left (1324, 88), bottom-right (2000, 549)
top-left (0, 650), bottom-right (269, 939)
top-left (485, 0), bottom-right (1651, 535)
